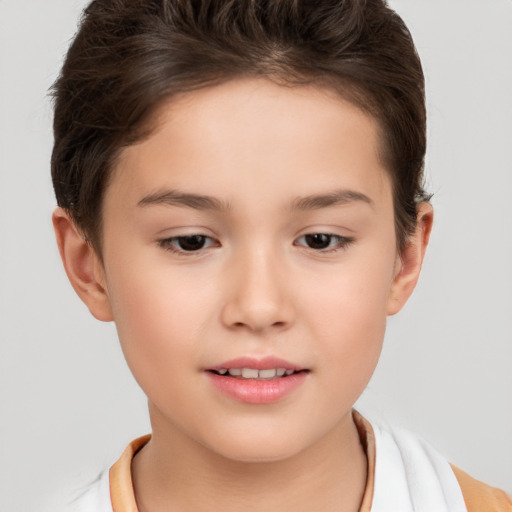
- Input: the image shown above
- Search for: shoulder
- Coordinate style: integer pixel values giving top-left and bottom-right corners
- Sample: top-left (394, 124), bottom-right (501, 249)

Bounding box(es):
top-left (451, 465), bottom-right (512, 512)
top-left (360, 414), bottom-right (511, 512)
top-left (68, 470), bottom-right (113, 512)
top-left (68, 434), bottom-right (150, 512)
top-left (368, 420), bottom-right (467, 511)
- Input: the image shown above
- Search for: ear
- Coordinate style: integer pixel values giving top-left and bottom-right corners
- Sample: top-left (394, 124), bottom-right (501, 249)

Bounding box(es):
top-left (387, 202), bottom-right (434, 316)
top-left (52, 208), bottom-right (113, 322)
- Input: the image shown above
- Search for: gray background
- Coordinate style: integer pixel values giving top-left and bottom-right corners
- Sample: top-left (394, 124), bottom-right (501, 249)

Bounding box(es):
top-left (1, 1), bottom-right (511, 510)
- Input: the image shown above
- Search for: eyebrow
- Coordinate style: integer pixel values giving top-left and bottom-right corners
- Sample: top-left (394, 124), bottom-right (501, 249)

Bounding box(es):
top-left (138, 190), bottom-right (231, 211)
top-left (291, 189), bottom-right (373, 210)
top-left (137, 188), bottom-right (373, 212)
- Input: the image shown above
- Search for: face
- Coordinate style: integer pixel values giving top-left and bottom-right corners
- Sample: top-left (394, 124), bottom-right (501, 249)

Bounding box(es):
top-left (95, 79), bottom-right (407, 461)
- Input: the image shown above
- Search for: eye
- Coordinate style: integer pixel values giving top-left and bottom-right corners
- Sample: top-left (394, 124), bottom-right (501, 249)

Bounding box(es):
top-left (295, 233), bottom-right (353, 252)
top-left (158, 235), bottom-right (218, 253)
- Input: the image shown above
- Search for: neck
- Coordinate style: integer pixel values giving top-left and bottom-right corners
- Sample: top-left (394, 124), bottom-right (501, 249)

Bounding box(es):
top-left (132, 409), bottom-right (368, 512)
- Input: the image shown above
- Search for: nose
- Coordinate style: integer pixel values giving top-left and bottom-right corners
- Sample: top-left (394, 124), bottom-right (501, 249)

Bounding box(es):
top-left (220, 247), bottom-right (295, 333)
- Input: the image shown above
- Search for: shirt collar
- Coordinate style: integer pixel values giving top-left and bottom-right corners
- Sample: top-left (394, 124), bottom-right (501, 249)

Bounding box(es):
top-left (109, 411), bottom-right (376, 512)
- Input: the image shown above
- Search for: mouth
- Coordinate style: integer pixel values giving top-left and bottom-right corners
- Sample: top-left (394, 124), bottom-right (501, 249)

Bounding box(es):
top-left (208, 368), bottom-right (306, 379)
top-left (205, 357), bottom-right (309, 404)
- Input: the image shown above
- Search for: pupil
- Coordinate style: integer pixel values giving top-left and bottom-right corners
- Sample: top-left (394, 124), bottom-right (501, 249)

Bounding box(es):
top-left (306, 233), bottom-right (331, 249)
top-left (178, 235), bottom-right (206, 251)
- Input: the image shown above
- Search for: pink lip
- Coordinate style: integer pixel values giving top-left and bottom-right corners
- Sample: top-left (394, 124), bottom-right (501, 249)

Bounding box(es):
top-left (208, 356), bottom-right (303, 372)
top-left (205, 356), bottom-right (308, 405)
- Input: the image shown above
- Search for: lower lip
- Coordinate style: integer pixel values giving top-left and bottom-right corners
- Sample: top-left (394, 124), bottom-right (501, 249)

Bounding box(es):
top-left (207, 372), bottom-right (308, 404)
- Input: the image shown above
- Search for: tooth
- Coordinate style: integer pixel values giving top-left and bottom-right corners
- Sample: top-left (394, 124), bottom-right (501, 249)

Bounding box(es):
top-left (241, 368), bottom-right (259, 379)
top-left (285, 369), bottom-right (294, 375)
top-left (276, 368), bottom-right (286, 376)
top-left (228, 368), bottom-right (242, 376)
top-left (259, 369), bottom-right (277, 379)
top-left (218, 369), bottom-right (227, 375)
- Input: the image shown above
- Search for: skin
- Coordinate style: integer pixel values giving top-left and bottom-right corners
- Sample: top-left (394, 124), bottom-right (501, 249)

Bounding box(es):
top-left (53, 78), bottom-right (433, 512)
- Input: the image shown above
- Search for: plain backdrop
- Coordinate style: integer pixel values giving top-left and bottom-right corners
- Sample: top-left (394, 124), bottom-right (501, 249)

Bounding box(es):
top-left (1, 1), bottom-right (511, 510)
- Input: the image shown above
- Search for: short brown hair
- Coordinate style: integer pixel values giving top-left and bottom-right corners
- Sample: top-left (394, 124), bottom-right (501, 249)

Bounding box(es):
top-left (51, 0), bottom-right (429, 252)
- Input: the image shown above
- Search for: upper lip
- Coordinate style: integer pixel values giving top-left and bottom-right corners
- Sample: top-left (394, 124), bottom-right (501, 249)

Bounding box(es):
top-left (207, 356), bottom-right (305, 372)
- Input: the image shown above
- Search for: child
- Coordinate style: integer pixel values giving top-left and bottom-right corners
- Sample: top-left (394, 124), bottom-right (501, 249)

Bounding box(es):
top-left (50, 0), bottom-right (511, 510)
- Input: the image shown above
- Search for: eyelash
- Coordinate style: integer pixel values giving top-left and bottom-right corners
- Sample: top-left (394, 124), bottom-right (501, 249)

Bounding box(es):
top-left (294, 233), bottom-right (354, 253)
top-left (158, 233), bottom-right (354, 256)
top-left (157, 235), bottom-right (218, 255)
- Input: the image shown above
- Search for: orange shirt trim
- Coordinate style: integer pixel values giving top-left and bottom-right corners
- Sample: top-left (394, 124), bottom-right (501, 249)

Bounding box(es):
top-left (451, 465), bottom-right (512, 512)
top-left (109, 434), bottom-right (150, 512)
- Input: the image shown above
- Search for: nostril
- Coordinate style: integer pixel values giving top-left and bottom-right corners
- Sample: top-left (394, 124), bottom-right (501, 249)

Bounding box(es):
top-left (230, 320), bottom-right (287, 331)
top-left (220, 292), bottom-right (295, 332)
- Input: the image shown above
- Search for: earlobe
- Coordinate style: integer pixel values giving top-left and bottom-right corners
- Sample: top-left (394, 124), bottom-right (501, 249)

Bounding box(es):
top-left (52, 208), bottom-right (114, 322)
top-left (387, 202), bottom-right (434, 316)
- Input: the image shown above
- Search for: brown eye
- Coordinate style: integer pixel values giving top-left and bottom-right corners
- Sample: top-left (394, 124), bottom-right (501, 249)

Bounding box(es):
top-left (176, 235), bottom-right (208, 251)
top-left (304, 233), bottom-right (332, 249)
top-left (295, 233), bottom-right (353, 252)
top-left (158, 234), bottom-right (218, 254)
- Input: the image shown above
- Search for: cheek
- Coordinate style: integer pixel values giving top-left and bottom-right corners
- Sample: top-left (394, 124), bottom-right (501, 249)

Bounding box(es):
top-left (103, 258), bottom-right (215, 397)
top-left (301, 251), bottom-right (395, 382)
top-left (306, 295), bottom-right (385, 418)
top-left (106, 244), bottom-right (216, 337)
top-left (304, 253), bottom-right (393, 333)
top-left (310, 285), bottom-right (386, 371)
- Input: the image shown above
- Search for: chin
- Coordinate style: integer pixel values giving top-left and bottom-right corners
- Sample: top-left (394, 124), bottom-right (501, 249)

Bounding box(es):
top-left (214, 442), bottom-right (301, 464)
top-left (198, 425), bottom-right (316, 464)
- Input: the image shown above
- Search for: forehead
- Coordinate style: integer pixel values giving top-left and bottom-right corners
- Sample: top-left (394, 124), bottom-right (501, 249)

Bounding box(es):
top-left (110, 78), bottom-right (391, 211)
